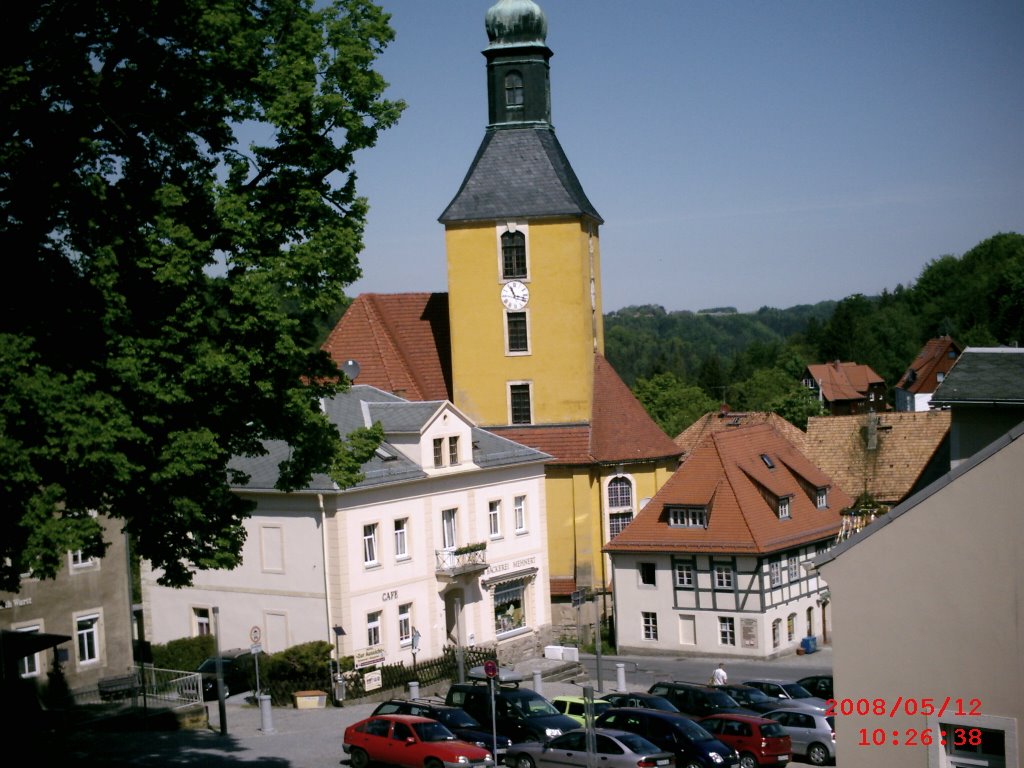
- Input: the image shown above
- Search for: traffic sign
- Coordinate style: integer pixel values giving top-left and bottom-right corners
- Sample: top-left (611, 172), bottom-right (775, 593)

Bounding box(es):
top-left (250, 625), bottom-right (261, 644)
top-left (483, 659), bottom-right (498, 678)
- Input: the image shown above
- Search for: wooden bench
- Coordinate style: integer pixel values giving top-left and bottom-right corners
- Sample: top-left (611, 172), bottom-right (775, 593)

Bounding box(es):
top-left (98, 673), bottom-right (141, 702)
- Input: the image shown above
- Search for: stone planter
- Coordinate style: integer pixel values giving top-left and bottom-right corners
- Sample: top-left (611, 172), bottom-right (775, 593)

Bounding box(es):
top-left (293, 690), bottom-right (327, 709)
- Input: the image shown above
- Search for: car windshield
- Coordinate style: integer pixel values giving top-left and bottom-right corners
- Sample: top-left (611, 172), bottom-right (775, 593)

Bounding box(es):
top-left (197, 659), bottom-right (231, 673)
top-left (708, 691), bottom-right (740, 707)
top-left (675, 718), bottom-right (715, 741)
top-left (438, 709), bottom-right (479, 729)
top-left (781, 683), bottom-right (814, 699)
top-left (509, 692), bottom-right (560, 717)
top-left (413, 721), bottom-right (457, 742)
top-left (761, 722), bottom-right (787, 738)
top-left (738, 688), bottom-right (773, 704)
top-left (646, 696), bottom-right (679, 711)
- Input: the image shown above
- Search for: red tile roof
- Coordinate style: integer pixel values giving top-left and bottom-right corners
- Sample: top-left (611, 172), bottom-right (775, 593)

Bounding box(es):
top-left (805, 361), bottom-right (883, 403)
top-left (321, 293), bottom-right (451, 401)
top-left (549, 577), bottom-right (578, 596)
top-left (895, 336), bottom-right (962, 394)
top-left (605, 423), bottom-right (850, 555)
top-left (674, 410), bottom-right (807, 458)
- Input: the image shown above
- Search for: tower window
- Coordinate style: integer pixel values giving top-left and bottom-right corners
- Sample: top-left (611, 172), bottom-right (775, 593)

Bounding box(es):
top-left (510, 383), bottom-right (532, 425)
top-left (501, 230), bottom-right (527, 278)
top-left (504, 71), bottom-right (524, 107)
top-left (506, 311), bottom-right (528, 352)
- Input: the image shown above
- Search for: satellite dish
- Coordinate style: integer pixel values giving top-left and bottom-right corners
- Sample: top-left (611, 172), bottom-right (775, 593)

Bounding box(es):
top-left (340, 359), bottom-right (360, 382)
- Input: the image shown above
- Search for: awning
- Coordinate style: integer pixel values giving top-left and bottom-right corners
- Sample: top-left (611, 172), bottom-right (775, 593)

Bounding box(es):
top-left (1, 630), bottom-right (72, 679)
top-left (481, 566), bottom-right (538, 589)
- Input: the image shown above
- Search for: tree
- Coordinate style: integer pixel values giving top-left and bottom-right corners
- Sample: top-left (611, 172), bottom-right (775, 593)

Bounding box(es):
top-left (632, 373), bottom-right (717, 438)
top-left (1, 0), bottom-right (403, 590)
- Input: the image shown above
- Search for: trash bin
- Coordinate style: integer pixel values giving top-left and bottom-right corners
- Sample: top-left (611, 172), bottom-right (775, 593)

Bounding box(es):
top-left (333, 675), bottom-right (346, 704)
top-left (801, 636), bottom-right (817, 654)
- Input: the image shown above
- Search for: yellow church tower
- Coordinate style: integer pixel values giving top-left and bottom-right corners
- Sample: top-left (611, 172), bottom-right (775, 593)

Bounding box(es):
top-left (440, 0), bottom-right (604, 429)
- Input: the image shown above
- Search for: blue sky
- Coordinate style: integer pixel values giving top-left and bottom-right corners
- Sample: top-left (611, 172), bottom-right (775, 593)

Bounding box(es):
top-left (347, 1), bottom-right (1023, 314)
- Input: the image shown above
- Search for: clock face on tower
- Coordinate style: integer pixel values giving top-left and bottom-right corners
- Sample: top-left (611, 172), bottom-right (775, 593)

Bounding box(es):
top-left (500, 280), bottom-right (529, 310)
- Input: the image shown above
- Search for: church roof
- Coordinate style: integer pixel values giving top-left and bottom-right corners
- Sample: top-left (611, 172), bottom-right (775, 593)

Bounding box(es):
top-left (605, 423), bottom-right (849, 556)
top-left (321, 293), bottom-right (451, 402)
top-left (439, 127), bottom-right (603, 224)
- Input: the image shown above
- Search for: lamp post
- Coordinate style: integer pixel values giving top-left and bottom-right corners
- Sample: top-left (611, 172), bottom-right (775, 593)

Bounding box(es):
top-left (411, 627), bottom-right (421, 676)
top-left (333, 625), bottom-right (345, 659)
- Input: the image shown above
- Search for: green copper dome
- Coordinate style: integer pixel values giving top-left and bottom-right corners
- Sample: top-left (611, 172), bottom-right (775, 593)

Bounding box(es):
top-left (485, 0), bottom-right (547, 48)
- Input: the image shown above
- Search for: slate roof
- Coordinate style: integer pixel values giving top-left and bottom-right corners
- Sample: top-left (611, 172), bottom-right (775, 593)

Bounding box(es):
top-left (802, 411), bottom-right (951, 505)
top-left (439, 127), bottom-right (603, 224)
top-left (604, 423), bottom-right (850, 555)
top-left (894, 336), bottom-right (961, 394)
top-left (930, 347), bottom-right (1024, 405)
top-left (804, 361), bottom-right (884, 403)
top-left (230, 385), bottom-right (550, 493)
top-left (674, 410), bottom-right (807, 460)
top-left (321, 293), bottom-right (451, 402)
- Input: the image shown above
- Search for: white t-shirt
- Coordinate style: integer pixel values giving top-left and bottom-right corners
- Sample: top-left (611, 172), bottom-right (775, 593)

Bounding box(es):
top-left (711, 667), bottom-right (727, 685)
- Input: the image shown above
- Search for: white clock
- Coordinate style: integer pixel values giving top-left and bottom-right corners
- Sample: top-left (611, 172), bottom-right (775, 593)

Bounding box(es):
top-left (500, 280), bottom-right (529, 310)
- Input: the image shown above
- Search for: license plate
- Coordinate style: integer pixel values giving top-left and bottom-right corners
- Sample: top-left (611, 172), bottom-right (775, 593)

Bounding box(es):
top-left (779, 757), bottom-right (789, 763)
top-left (656, 761), bottom-right (669, 765)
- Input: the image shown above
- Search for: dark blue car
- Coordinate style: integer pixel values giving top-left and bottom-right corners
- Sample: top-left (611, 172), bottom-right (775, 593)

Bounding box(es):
top-left (596, 707), bottom-right (740, 768)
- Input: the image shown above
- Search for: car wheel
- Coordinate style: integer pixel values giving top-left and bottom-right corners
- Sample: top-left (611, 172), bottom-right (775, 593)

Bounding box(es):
top-left (515, 755), bottom-right (536, 768)
top-left (682, 761), bottom-right (704, 768)
top-left (350, 748), bottom-right (370, 768)
top-left (739, 752), bottom-right (759, 768)
top-left (425, 759), bottom-right (444, 768)
top-left (807, 743), bottom-right (830, 766)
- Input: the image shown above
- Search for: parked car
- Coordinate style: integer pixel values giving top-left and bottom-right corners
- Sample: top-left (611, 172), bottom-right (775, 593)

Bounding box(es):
top-left (196, 648), bottom-right (260, 701)
top-left (795, 675), bottom-right (833, 701)
top-left (698, 714), bottom-right (792, 768)
top-left (506, 727), bottom-right (676, 768)
top-left (342, 713), bottom-right (494, 768)
top-left (741, 680), bottom-right (827, 712)
top-left (762, 709), bottom-right (835, 766)
top-left (445, 681), bottom-right (579, 744)
top-left (551, 695), bottom-right (613, 725)
top-left (714, 684), bottom-right (806, 715)
top-left (647, 681), bottom-right (756, 718)
top-left (595, 706), bottom-right (740, 768)
top-left (371, 698), bottom-right (513, 761)
top-left (601, 692), bottom-right (680, 712)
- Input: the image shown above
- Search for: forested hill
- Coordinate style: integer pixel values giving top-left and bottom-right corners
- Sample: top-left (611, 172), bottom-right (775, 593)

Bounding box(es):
top-left (603, 232), bottom-right (1023, 436)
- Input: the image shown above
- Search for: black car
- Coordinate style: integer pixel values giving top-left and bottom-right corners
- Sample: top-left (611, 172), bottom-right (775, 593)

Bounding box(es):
top-left (595, 707), bottom-right (740, 768)
top-left (647, 681), bottom-right (757, 718)
top-left (715, 683), bottom-right (794, 714)
top-left (371, 698), bottom-right (513, 760)
top-left (796, 675), bottom-right (834, 701)
top-left (196, 648), bottom-right (260, 701)
top-left (600, 692), bottom-right (680, 712)
top-left (445, 681), bottom-right (578, 744)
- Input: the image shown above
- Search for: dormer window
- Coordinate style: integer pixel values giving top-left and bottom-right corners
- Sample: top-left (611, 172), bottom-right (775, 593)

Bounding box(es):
top-left (433, 438), bottom-right (444, 468)
top-left (816, 488), bottom-right (828, 509)
top-left (668, 506), bottom-right (708, 528)
top-left (778, 497), bottom-right (791, 519)
top-left (448, 435), bottom-right (460, 465)
top-left (432, 436), bottom-right (461, 469)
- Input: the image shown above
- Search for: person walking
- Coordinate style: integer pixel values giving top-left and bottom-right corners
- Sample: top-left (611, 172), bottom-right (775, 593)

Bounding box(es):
top-left (710, 662), bottom-right (727, 686)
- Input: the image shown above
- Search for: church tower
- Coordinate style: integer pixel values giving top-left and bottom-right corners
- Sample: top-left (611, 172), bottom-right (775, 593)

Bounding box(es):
top-left (440, 0), bottom-right (605, 429)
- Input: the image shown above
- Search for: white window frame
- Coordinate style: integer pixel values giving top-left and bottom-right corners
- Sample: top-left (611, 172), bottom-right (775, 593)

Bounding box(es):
top-left (193, 607), bottom-right (211, 637)
top-left (488, 500), bottom-right (502, 538)
top-left (363, 523), bottom-right (379, 566)
top-left (675, 562), bottom-right (694, 588)
top-left (367, 611), bottom-right (381, 647)
top-left (719, 616), bottom-right (736, 646)
top-left (714, 565), bottom-right (734, 589)
top-left (76, 612), bottom-right (101, 665)
top-left (16, 625), bottom-right (41, 678)
top-left (669, 506), bottom-right (708, 528)
top-left (769, 560), bottom-right (782, 587)
top-left (496, 221), bottom-right (529, 279)
top-left (514, 495), bottom-right (527, 533)
top-left (448, 435), bottom-right (460, 466)
top-left (508, 381), bottom-right (533, 425)
top-left (641, 611), bottom-right (658, 641)
top-left (433, 438), bottom-right (444, 468)
top-left (778, 496), bottom-right (791, 519)
top-left (816, 488), bottom-right (828, 509)
top-left (398, 604), bottom-right (412, 646)
top-left (608, 510), bottom-right (633, 537)
top-left (505, 310), bottom-right (530, 355)
top-left (788, 557), bottom-right (800, 581)
top-left (394, 518), bottom-right (408, 560)
top-left (442, 508), bottom-right (457, 549)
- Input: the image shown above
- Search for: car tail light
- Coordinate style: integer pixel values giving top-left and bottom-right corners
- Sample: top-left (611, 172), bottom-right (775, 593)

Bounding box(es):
top-left (637, 759), bottom-right (667, 767)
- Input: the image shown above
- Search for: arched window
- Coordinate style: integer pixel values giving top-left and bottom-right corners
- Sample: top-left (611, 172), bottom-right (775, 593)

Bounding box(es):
top-left (504, 71), bottom-right (524, 106)
top-left (501, 230), bottom-right (526, 278)
top-left (607, 476), bottom-right (634, 537)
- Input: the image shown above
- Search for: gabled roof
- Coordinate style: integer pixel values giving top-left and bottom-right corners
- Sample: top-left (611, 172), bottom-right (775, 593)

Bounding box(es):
top-left (490, 354), bottom-right (682, 466)
top-left (439, 127), bottom-right (603, 224)
top-left (930, 347), bottom-right (1024, 405)
top-left (674, 410), bottom-right (807, 459)
top-left (321, 293), bottom-right (451, 402)
top-left (802, 411), bottom-right (951, 505)
top-left (815, 420), bottom-right (1024, 569)
top-left (605, 423), bottom-right (850, 555)
top-left (894, 336), bottom-right (961, 394)
top-left (805, 361), bottom-right (884, 403)
top-left (230, 385), bottom-right (550, 493)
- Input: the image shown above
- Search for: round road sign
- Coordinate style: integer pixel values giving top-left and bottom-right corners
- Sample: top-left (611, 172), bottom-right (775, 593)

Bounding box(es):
top-left (483, 659), bottom-right (498, 678)
top-left (250, 625), bottom-right (262, 644)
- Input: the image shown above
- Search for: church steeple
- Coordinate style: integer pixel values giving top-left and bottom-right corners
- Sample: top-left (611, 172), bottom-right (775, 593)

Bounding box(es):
top-left (483, 0), bottom-right (553, 127)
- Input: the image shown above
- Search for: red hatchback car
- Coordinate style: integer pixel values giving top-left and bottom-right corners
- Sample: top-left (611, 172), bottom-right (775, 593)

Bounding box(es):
top-left (697, 714), bottom-right (792, 768)
top-left (344, 713), bottom-right (495, 768)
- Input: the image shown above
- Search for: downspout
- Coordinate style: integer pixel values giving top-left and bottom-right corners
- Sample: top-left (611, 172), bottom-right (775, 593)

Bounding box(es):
top-left (319, 493), bottom-right (336, 658)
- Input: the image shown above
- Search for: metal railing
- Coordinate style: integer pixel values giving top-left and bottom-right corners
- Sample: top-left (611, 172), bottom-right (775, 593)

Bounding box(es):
top-left (71, 666), bottom-right (202, 710)
top-left (435, 547), bottom-right (488, 577)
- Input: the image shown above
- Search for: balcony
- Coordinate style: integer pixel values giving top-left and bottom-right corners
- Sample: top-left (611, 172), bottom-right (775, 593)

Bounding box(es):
top-left (435, 543), bottom-right (488, 579)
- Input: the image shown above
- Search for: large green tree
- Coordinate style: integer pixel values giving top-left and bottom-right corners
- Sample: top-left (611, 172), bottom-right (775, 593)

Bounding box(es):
top-left (1, 0), bottom-right (402, 590)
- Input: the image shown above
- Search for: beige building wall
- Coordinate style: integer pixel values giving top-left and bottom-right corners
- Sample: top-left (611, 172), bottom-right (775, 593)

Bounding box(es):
top-left (819, 432), bottom-right (1024, 768)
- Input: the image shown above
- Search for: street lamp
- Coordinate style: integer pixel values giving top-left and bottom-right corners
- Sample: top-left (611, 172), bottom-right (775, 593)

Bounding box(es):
top-left (333, 624), bottom-right (345, 660)
top-left (411, 627), bottom-right (421, 676)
